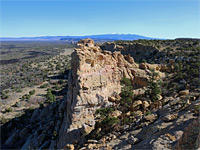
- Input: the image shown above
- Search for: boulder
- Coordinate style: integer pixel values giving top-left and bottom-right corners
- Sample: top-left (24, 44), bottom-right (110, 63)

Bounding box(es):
top-left (145, 113), bottom-right (158, 123)
top-left (124, 54), bottom-right (135, 64)
top-left (162, 113), bottom-right (178, 122)
top-left (64, 144), bottom-right (75, 150)
top-left (165, 133), bottom-right (176, 141)
top-left (142, 101), bottom-right (150, 108)
top-left (174, 131), bottom-right (183, 140)
top-left (179, 90), bottom-right (189, 96)
top-left (110, 110), bottom-right (122, 118)
top-left (131, 100), bottom-right (142, 111)
top-left (77, 38), bottom-right (94, 48)
top-left (108, 96), bottom-right (116, 102)
top-left (133, 111), bottom-right (143, 117)
top-left (81, 124), bottom-right (94, 135)
top-left (127, 135), bottom-right (139, 145)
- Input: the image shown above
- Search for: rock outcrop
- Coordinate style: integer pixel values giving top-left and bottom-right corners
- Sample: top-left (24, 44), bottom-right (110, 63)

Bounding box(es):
top-left (101, 42), bottom-right (162, 62)
top-left (57, 38), bottom-right (163, 148)
top-left (100, 41), bottom-right (174, 66)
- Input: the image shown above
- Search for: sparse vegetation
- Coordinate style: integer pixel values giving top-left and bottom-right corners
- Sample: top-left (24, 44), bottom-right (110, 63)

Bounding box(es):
top-left (145, 70), bottom-right (162, 102)
top-left (5, 107), bottom-right (13, 112)
top-left (29, 90), bottom-right (35, 95)
top-left (46, 88), bottom-right (56, 103)
top-left (120, 78), bottom-right (134, 109)
top-left (40, 83), bottom-right (49, 88)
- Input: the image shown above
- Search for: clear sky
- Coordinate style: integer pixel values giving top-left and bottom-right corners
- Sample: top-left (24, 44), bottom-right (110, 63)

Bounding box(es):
top-left (1, 0), bottom-right (200, 39)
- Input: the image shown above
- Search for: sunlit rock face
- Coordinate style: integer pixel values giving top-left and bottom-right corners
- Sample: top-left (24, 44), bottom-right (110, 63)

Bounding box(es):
top-left (57, 38), bottom-right (165, 148)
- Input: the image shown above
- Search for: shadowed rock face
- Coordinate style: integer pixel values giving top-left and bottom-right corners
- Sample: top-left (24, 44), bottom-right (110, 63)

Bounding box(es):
top-left (176, 118), bottom-right (200, 150)
top-left (57, 38), bottom-right (165, 148)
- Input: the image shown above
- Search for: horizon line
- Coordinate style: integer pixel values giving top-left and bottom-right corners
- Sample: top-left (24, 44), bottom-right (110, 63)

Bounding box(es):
top-left (0, 33), bottom-right (200, 40)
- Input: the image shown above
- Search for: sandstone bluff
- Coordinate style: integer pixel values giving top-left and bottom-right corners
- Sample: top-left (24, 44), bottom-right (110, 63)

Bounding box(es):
top-left (57, 38), bottom-right (164, 148)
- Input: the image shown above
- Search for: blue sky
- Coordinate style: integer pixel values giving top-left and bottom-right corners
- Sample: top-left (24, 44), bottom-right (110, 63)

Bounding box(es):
top-left (1, 0), bottom-right (200, 39)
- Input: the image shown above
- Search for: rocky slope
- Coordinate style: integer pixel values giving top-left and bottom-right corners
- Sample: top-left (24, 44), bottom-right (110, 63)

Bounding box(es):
top-left (1, 38), bottom-right (199, 150)
top-left (100, 39), bottom-right (200, 65)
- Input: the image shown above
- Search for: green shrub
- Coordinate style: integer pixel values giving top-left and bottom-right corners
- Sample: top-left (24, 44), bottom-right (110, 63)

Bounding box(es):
top-left (123, 117), bottom-right (132, 124)
top-left (40, 83), bottom-right (49, 88)
top-left (119, 78), bottom-right (134, 110)
top-left (142, 59), bottom-right (147, 63)
top-left (16, 89), bottom-right (22, 93)
top-left (54, 84), bottom-right (60, 90)
top-left (101, 117), bottom-right (119, 127)
top-left (26, 94), bottom-right (31, 99)
top-left (58, 79), bottom-right (64, 84)
top-left (145, 111), bottom-right (152, 116)
top-left (120, 78), bottom-right (132, 89)
top-left (96, 107), bottom-right (114, 118)
top-left (53, 130), bottom-right (57, 137)
top-left (1, 91), bottom-right (8, 99)
top-left (29, 90), bottom-right (35, 95)
top-left (194, 105), bottom-right (200, 111)
top-left (145, 70), bottom-right (162, 102)
top-left (46, 88), bottom-right (56, 103)
top-left (6, 107), bottom-right (13, 112)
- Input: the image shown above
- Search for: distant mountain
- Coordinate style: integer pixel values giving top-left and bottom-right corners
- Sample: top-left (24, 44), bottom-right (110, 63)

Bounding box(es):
top-left (0, 34), bottom-right (158, 42)
top-left (60, 34), bottom-right (156, 41)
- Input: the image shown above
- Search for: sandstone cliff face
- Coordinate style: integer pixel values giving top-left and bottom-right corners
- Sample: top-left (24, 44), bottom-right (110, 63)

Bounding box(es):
top-left (57, 38), bottom-right (162, 148)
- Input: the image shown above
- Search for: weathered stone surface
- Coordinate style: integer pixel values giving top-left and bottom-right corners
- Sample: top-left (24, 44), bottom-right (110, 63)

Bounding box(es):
top-left (145, 113), bottom-right (158, 123)
top-left (77, 38), bottom-right (94, 48)
top-left (142, 101), bottom-right (150, 108)
top-left (174, 131), bottom-right (183, 140)
top-left (131, 100), bottom-right (142, 111)
top-left (108, 96), bottom-right (116, 102)
top-left (133, 110), bottom-right (143, 117)
top-left (162, 113), bottom-right (178, 122)
top-left (110, 110), bottom-right (122, 118)
top-left (139, 63), bottom-right (160, 71)
top-left (64, 144), bottom-right (75, 150)
top-left (57, 38), bottom-right (157, 148)
top-left (165, 133), bottom-right (176, 141)
top-left (81, 124), bottom-right (94, 135)
top-left (127, 135), bottom-right (139, 144)
top-left (179, 90), bottom-right (189, 96)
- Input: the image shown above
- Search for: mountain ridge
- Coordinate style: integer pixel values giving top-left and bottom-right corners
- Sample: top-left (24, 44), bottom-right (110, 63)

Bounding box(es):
top-left (0, 34), bottom-right (160, 41)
